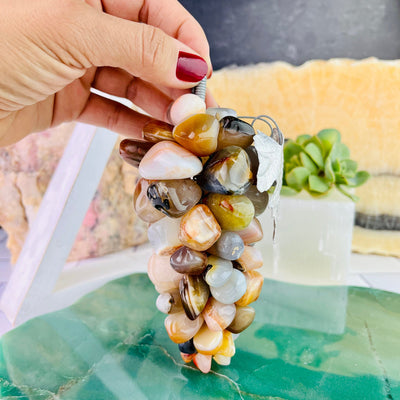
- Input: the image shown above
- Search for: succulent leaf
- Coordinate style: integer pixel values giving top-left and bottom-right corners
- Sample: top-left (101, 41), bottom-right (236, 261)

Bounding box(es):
top-left (282, 130), bottom-right (369, 201)
top-left (308, 175), bottom-right (330, 193)
top-left (304, 143), bottom-right (324, 169)
top-left (317, 129), bottom-right (341, 152)
top-left (286, 167), bottom-right (310, 191)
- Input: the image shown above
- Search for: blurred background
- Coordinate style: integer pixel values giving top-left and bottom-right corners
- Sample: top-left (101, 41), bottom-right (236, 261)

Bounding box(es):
top-left (180, 0), bottom-right (400, 68)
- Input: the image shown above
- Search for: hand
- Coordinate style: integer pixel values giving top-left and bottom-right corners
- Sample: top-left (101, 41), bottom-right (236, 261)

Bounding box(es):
top-left (0, 0), bottom-right (215, 146)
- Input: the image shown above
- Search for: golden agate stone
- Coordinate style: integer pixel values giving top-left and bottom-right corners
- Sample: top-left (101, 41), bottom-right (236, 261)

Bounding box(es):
top-left (173, 114), bottom-right (220, 156)
top-left (179, 204), bottom-right (221, 251)
top-left (235, 270), bottom-right (264, 307)
top-left (142, 120), bottom-right (175, 143)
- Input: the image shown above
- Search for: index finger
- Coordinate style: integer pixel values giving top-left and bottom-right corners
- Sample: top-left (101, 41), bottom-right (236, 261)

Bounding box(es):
top-left (99, 0), bottom-right (212, 72)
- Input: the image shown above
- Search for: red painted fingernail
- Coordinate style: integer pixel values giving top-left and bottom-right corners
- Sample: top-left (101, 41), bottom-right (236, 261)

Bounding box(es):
top-left (176, 51), bottom-right (208, 82)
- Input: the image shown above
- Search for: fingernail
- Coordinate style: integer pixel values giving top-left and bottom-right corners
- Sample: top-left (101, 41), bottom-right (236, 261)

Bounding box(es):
top-left (119, 139), bottom-right (154, 167)
top-left (176, 51), bottom-right (208, 82)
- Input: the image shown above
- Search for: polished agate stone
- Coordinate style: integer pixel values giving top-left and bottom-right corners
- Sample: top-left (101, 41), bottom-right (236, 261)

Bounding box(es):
top-left (245, 146), bottom-right (259, 183)
top-left (133, 178), bottom-right (165, 223)
top-left (237, 246), bottom-right (263, 271)
top-left (205, 193), bottom-right (255, 231)
top-left (139, 141), bottom-right (203, 180)
top-left (147, 254), bottom-right (183, 294)
top-left (204, 255), bottom-right (233, 288)
top-left (147, 217), bottom-right (182, 255)
top-left (169, 93), bottom-right (206, 125)
top-left (208, 231), bottom-right (245, 261)
top-left (217, 116), bottom-right (255, 150)
top-left (165, 311), bottom-right (204, 343)
top-left (178, 338), bottom-right (196, 355)
top-left (236, 270), bottom-right (264, 307)
top-left (142, 120), bottom-right (175, 143)
top-left (236, 218), bottom-right (263, 245)
top-left (179, 274), bottom-right (210, 320)
top-left (210, 269), bottom-right (247, 304)
top-left (170, 246), bottom-right (208, 275)
top-left (227, 305), bottom-right (255, 334)
top-left (203, 297), bottom-right (236, 331)
top-left (206, 107), bottom-right (237, 120)
top-left (119, 139), bottom-right (154, 168)
top-left (197, 146), bottom-right (252, 195)
top-left (245, 185), bottom-right (269, 216)
top-left (173, 114), bottom-right (220, 156)
top-left (179, 204), bottom-right (221, 251)
top-left (156, 291), bottom-right (182, 314)
top-left (193, 325), bottom-right (223, 355)
top-left (147, 179), bottom-right (202, 218)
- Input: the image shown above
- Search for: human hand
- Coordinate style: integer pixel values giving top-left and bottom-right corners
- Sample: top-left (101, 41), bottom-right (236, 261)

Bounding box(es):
top-left (0, 0), bottom-right (215, 146)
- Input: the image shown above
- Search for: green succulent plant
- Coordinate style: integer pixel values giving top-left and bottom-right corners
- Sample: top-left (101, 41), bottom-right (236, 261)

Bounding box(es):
top-left (281, 129), bottom-right (370, 201)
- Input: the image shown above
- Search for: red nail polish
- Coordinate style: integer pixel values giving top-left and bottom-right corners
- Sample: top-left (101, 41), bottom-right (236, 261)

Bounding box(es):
top-left (176, 51), bottom-right (208, 82)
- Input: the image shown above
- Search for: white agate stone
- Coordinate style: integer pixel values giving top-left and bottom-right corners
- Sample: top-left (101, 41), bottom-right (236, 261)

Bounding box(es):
top-left (147, 217), bottom-right (182, 255)
top-left (147, 254), bottom-right (183, 293)
top-left (206, 107), bottom-right (237, 120)
top-left (204, 256), bottom-right (233, 288)
top-left (210, 269), bottom-right (247, 304)
top-left (169, 93), bottom-right (206, 125)
top-left (139, 141), bottom-right (203, 180)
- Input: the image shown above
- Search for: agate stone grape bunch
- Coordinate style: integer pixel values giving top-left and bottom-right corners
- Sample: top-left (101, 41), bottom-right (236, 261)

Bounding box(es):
top-left (120, 93), bottom-right (272, 374)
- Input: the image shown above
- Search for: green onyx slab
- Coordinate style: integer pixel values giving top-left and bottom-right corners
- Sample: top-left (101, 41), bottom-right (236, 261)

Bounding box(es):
top-left (0, 273), bottom-right (400, 400)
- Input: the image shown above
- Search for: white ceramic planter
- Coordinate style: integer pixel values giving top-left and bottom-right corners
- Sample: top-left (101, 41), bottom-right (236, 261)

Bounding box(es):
top-left (258, 189), bottom-right (355, 286)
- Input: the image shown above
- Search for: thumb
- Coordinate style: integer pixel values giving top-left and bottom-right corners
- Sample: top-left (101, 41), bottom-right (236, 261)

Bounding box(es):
top-left (78, 9), bottom-right (211, 89)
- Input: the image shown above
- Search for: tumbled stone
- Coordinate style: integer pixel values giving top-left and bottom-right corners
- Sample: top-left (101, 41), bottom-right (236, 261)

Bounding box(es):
top-left (213, 354), bottom-right (231, 366)
top-left (210, 269), bottom-right (247, 305)
top-left (179, 274), bottom-right (210, 320)
top-left (237, 246), bottom-right (263, 271)
top-left (181, 352), bottom-right (195, 363)
top-left (193, 353), bottom-right (212, 374)
top-left (170, 246), bottom-right (208, 275)
top-left (133, 178), bottom-right (165, 223)
top-left (216, 330), bottom-right (235, 358)
top-left (227, 306), bottom-right (255, 334)
top-left (173, 114), bottom-right (220, 156)
top-left (204, 256), bottom-right (233, 288)
top-left (120, 139), bottom-right (154, 168)
top-left (178, 338), bottom-right (196, 355)
top-left (156, 291), bottom-right (182, 314)
top-left (245, 146), bottom-right (259, 183)
top-left (147, 217), bottom-right (182, 255)
top-left (235, 270), bottom-right (264, 307)
top-left (217, 116), bottom-right (255, 150)
top-left (206, 107), bottom-right (237, 121)
top-left (139, 141), bottom-right (202, 179)
top-left (203, 298), bottom-right (236, 331)
top-left (245, 185), bottom-right (269, 216)
top-left (205, 194), bottom-right (255, 231)
top-left (147, 254), bottom-right (183, 294)
top-left (179, 205), bottom-right (221, 251)
top-left (197, 146), bottom-right (252, 195)
top-left (193, 325), bottom-right (223, 355)
top-left (142, 120), bottom-right (175, 143)
top-left (169, 93), bottom-right (206, 125)
top-left (208, 231), bottom-right (245, 261)
top-left (147, 179), bottom-right (202, 218)
top-left (164, 311), bottom-right (204, 343)
top-left (236, 218), bottom-right (263, 245)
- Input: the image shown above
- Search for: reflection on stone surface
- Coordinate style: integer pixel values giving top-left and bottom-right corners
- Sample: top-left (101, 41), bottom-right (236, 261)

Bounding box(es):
top-left (1, 273), bottom-right (400, 400)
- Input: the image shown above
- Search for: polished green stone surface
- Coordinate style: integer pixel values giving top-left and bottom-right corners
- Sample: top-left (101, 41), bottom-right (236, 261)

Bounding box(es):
top-left (1, 274), bottom-right (399, 400)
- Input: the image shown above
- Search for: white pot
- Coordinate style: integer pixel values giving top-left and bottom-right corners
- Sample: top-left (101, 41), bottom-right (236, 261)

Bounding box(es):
top-left (257, 189), bottom-right (355, 286)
